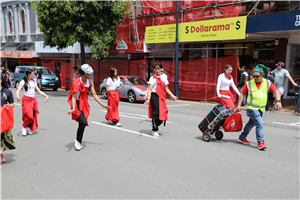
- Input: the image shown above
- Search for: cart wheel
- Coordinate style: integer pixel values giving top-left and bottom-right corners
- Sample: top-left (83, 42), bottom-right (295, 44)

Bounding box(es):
top-left (203, 133), bottom-right (210, 142)
top-left (215, 130), bottom-right (223, 140)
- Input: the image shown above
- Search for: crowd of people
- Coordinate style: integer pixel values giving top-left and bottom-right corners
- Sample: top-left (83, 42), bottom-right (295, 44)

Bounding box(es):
top-left (0, 61), bottom-right (298, 162)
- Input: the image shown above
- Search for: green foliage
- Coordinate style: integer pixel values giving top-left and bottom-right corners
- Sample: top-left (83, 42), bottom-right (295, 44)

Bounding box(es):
top-left (31, 0), bottom-right (130, 59)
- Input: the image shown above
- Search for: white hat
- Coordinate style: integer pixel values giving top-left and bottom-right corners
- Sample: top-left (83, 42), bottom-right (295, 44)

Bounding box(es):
top-left (81, 64), bottom-right (93, 74)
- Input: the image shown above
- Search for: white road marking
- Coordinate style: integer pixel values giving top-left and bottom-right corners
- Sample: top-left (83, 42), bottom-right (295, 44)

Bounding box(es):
top-left (272, 122), bottom-right (300, 127)
top-left (14, 103), bottom-right (21, 106)
top-left (119, 111), bottom-right (148, 118)
top-left (91, 121), bottom-right (158, 139)
top-left (167, 104), bottom-right (190, 107)
top-left (100, 110), bottom-right (175, 124)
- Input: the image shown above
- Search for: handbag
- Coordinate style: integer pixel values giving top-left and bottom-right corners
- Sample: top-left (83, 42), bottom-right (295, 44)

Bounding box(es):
top-left (223, 112), bottom-right (243, 132)
top-left (1, 105), bottom-right (14, 133)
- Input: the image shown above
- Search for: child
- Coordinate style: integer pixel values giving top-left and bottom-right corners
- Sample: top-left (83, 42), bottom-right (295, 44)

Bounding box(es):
top-left (66, 64), bottom-right (110, 151)
top-left (144, 62), bottom-right (178, 137)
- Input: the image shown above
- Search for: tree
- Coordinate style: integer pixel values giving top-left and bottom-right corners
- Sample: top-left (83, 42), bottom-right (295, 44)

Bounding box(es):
top-left (31, 0), bottom-right (129, 64)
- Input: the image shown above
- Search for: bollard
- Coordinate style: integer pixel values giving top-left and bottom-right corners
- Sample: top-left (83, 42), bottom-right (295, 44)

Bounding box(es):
top-left (295, 85), bottom-right (300, 113)
top-left (66, 78), bottom-right (69, 90)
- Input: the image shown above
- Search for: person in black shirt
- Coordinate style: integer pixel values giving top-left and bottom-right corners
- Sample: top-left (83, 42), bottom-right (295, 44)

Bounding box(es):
top-left (36, 68), bottom-right (42, 89)
top-left (0, 74), bottom-right (16, 163)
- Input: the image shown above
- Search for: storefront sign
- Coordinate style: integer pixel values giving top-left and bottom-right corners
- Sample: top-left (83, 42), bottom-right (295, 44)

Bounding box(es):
top-left (146, 16), bottom-right (247, 43)
top-left (1, 51), bottom-right (32, 58)
top-left (146, 24), bottom-right (176, 44)
top-left (116, 40), bottom-right (128, 50)
top-left (19, 58), bottom-right (41, 63)
top-left (179, 16), bottom-right (247, 42)
top-left (247, 11), bottom-right (300, 33)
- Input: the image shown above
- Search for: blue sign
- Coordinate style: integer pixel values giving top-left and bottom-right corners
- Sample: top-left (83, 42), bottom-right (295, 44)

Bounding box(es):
top-left (247, 11), bottom-right (300, 33)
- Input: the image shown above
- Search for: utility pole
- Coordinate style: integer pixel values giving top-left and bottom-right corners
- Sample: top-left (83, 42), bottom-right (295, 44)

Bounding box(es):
top-left (174, 0), bottom-right (179, 97)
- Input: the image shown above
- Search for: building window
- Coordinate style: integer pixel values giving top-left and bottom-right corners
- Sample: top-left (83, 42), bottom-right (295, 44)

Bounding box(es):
top-left (8, 11), bottom-right (13, 34)
top-left (21, 10), bottom-right (26, 33)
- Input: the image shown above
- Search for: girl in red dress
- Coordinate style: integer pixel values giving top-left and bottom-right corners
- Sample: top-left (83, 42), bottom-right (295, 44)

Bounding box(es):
top-left (144, 62), bottom-right (178, 137)
top-left (105, 67), bottom-right (124, 127)
top-left (216, 64), bottom-right (240, 109)
top-left (66, 64), bottom-right (110, 151)
top-left (16, 68), bottom-right (49, 136)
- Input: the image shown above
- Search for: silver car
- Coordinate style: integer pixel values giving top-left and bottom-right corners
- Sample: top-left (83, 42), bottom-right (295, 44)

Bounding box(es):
top-left (100, 75), bottom-right (148, 103)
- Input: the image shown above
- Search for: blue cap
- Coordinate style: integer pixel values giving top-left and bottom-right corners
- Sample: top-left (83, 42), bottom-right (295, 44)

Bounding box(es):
top-left (275, 62), bottom-right (284, 67)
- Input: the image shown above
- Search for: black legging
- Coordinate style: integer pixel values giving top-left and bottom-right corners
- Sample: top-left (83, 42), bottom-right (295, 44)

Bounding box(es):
top-left (76, 100), bottom-right (87, 143)
top-left (28, 110), bottom-right (36, 128)
top-left (151, 93), bottom-right (163, 131)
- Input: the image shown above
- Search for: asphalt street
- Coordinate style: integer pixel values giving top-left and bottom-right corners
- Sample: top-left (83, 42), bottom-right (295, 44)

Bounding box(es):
top-left (1, 88), bottom-right (299, 199)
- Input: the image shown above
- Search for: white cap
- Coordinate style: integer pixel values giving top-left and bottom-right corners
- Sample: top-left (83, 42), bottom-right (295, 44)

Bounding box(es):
top-left (81, 64), bottom-right (93, 74)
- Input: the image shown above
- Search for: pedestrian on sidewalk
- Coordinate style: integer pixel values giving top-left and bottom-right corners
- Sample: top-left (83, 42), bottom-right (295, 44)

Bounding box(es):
top-left (144, 62), bottom-right (178, 137)
top-left (8, 70), bottom-right (14, 88)
top-left (66, 64), bottom-right (110, 151)
top-left (237, 65), bottom-right (249, 106)
top-left (36, 68), bottom-right (42, 89)
top-left (237, 64), bottom-right (282, 150)
top-left (1, 74), bottom-right (16, 163)
top-left (216, 64), bottom-right (240, 109)
top-left (271, 62), bottom-right (297, 98)
top-left (105, 67), bottom-right (124, 127)
top-left (16, 68), bottom-right (49, 136)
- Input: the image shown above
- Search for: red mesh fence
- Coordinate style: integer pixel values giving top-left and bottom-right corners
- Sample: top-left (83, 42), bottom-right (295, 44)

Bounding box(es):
top-left (89, 60), bottom-right (147, 90)
top-left (154, 54), bottom-right (238, 101)
top-left (60, 62), bottom-right (75, 89)
top-left (42, 61), bottom-right (55, 74)
top-left (142, 1), bottom-right (235, 14)
top-left (116, 1), bottom-right (241, 44)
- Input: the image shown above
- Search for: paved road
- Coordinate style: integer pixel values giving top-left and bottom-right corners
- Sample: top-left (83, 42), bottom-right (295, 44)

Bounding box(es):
top-left (2, 88), bottom-right (299, 199)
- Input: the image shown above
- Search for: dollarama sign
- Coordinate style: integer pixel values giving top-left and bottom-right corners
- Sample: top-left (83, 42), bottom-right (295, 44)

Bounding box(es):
top-left (145, 16), bottom-right (247, 44)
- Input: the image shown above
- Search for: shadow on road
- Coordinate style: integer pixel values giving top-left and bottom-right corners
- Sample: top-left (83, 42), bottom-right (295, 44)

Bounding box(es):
top-left (1, 153), bottom-right (16, 164)
top-left (64, 141), bottom-right (104, 152)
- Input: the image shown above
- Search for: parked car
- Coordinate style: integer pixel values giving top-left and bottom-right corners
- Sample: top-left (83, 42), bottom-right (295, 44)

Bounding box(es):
top-left (14, 66), bottom-right (59, 91)
top-left (100, 75), bottom-right (148, 103)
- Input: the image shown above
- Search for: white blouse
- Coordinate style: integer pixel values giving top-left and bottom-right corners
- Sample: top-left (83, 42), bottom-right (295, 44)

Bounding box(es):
top-left (20, 80), bottom-right (36, 98)
top-left (149, 74), bottom-right (169, 93)
top-left (216, 73), bottom-right (240, 98)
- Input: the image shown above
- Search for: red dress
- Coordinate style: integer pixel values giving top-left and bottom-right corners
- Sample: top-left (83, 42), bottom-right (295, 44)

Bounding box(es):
top-left (148, 75), bottom-right (168, 121)
top-left (68, 78), bottom-right (90, 126)
top-left (105, 91), bottom-right (120, 122)
top-left (22, 96), bottom-right (39, 130)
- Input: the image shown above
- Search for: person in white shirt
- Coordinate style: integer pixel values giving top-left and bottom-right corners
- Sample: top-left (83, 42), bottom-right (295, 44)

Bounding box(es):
top-left (105, 67), bottom-right (124, 127)
top-left (16, 68), bottom-right (49, 136)
top-left (144, 62), bottom-right (178, 137)
top-left (216, 64), bottom-right (240, 109)
top-left (271, 62), bottom-right (297, 97)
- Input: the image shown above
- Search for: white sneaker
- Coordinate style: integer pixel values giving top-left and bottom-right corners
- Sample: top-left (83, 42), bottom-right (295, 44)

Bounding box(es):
top-left (80, 144), bottom-right (84, 149)
top-left (115, 122), bottom-right (122, 127)
top-left (74, 139), bottom-right (81, 151)
top-left (22, 128), bottom-right (27, 136)
top-left (26, 127), bottom-right (33, 135)
top-left (152, 131), bottom-right (159, 137)
top-left (105, 117), bottom-right (111, 124)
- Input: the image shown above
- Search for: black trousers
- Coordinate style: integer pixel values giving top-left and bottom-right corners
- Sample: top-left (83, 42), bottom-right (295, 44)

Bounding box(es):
top-left (76, 101), bottom-right (87, 143)
top-left (28, 110), bottom-right (36, 128)
top-left (151, 93), bottom-right (163, 131)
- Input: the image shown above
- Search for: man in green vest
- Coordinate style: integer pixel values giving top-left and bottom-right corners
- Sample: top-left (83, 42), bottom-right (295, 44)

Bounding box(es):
top-left (237, 64), bottom-right (282, 150)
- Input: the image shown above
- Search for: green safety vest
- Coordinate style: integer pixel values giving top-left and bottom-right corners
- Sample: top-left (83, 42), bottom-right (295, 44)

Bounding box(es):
top-left (246, 78), bottom-right (270, 112)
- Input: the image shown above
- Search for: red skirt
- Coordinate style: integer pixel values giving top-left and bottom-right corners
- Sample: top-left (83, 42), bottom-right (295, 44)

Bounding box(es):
top-left (22, 96), bottom-right (39, 130)
top-left (219, 90), bottom-right (236, 109)
top-left (106, 91), bottom-right (120, 122)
